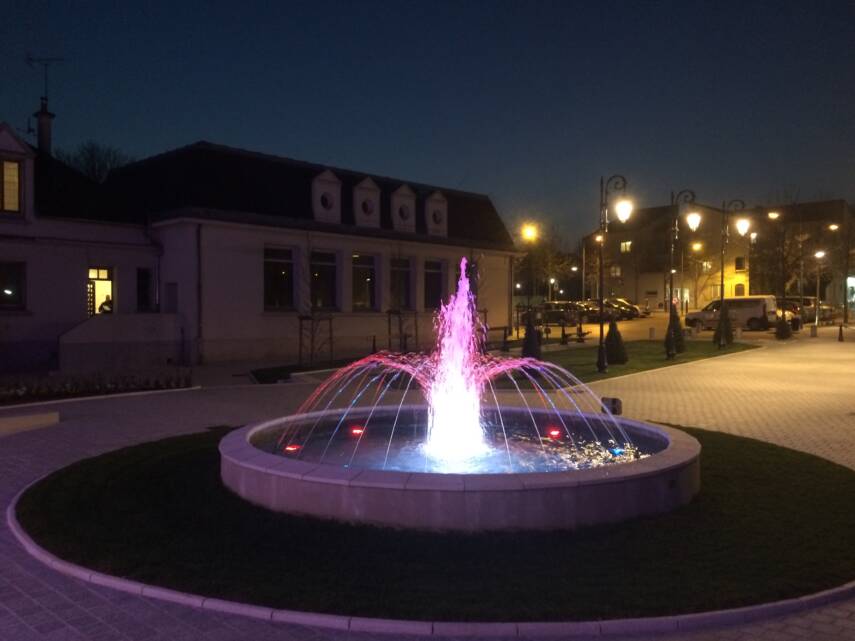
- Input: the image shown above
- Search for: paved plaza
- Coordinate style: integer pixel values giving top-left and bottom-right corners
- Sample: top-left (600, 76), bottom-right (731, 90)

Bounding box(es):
top-left (0, 327), bottom-right (854, 640)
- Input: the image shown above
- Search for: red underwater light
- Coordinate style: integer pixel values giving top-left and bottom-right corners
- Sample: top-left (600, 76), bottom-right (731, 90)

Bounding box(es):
top-left (284, 444), bottom-right (301, 452)
top-left (350, 426), bottom-right (365, 436)
top-left (547, 427), bottom-right (562, 439)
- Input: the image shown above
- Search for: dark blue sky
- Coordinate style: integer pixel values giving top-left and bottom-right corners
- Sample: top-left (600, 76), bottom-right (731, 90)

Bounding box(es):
top-left (3, 0), bottom-right (854, 243)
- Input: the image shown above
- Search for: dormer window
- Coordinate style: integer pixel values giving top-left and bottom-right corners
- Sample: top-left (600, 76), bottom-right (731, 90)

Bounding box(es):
top-left (432, 209), bottom-right (443, 225)
top-left (1, 160), bottom-right (21, 213)
top-left (353, 177), bottom-right (380, 229)
top-left (425, 191), bottom-right (448, 237)
top-left (320, 192), bottom-right (335, 211)
top-left (391, 184), bottom-right (416, 233)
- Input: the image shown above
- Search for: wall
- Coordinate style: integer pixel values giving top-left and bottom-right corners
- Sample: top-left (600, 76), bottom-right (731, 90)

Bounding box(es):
top-left (154, 219), bottom-right (513, 365)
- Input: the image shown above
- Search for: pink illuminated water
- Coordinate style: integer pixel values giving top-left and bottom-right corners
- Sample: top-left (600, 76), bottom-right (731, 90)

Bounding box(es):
top-left (281, 256), bottom-right (639, 473)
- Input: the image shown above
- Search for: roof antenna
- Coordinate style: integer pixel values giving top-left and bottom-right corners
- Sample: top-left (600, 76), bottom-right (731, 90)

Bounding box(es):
top-left (25, 53), bottom-right (65, 102)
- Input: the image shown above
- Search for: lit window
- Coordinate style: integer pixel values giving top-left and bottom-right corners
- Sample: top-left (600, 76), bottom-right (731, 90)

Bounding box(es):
top-left (424, 260), bottom-right (445, 309)
top-left (620, 241), bottom-right (632, 254)
top-left (352, 254), bottom-right (376, 310)
top-left (390, 258), bottom-right (412, 310)
top-left (310, 251), bottom-right (337, 310)
top-left (87, 266), bottom-right (113, 316)
top-left (610, 264), bottom-right (622, 277)
top-left (734, 283), bottom-right (746, 296)
top-left (264, 248), bottom-right (295, 310)
top-left (1, 161), bottom-right (20, 213)
top-left (0, 262), bottom-right (25, 310)
top-left (735, 256), bottom-right (746, 272)
top-left (702, 261), bottom-right (713, 273)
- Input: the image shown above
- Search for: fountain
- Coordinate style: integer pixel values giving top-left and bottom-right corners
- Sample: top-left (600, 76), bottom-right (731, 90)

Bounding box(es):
top-left (220, 258), bottom-right (700, 531)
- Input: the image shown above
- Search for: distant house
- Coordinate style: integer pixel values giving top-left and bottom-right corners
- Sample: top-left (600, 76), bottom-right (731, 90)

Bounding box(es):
top-left (0, 104), bottom-right (516, 373)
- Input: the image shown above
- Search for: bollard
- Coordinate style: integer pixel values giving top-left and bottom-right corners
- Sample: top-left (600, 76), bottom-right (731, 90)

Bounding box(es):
top-left (810, 325), bottom-right (818, 338)
top-left (839, 324), bottom-right (844, 342)
top-left (734, 327), bottom-right (742, 340)
top-left (648, 327), bottom-right (656, 340)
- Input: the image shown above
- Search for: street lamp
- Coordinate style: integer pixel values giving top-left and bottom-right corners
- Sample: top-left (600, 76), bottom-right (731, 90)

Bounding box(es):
top-left (815, 250), bottom-right (826, 327)
top-left (520, 222), bottom-right (540, 307)
top-left (596, 175), bottom-right (632, 373)
top-left (548, 277), bottom-right (556, 301)
top-left (718, 199), bottom-right (746, 348)
top-left (668, 189), bottom-right (696, 319)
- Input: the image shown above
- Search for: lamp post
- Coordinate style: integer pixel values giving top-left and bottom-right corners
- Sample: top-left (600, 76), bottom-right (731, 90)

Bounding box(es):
top-left (718, 200), bottom-right (748, 348)
top-left (669, 190), bottom-right (697, 315)
top-left (520, 223), bottom-right (539, 308)
top-left (815, 250), bottom-right (826, 326)
top-left (597, 175), bottom-right (632, 373)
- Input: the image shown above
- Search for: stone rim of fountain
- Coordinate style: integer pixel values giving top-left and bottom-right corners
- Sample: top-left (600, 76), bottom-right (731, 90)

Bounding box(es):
top-left (220, 413), bottom-right (701, 531)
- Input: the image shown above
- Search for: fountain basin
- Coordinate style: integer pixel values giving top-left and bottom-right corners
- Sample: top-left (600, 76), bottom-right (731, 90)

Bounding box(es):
top-left (220, 413), bottom-right (700, 532)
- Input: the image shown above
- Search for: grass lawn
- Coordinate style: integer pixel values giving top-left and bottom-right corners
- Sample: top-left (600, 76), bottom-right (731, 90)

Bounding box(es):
top-left (17, 426), bottom-right (855, 621)
top-left (542, 340), bottom-right (757, 383)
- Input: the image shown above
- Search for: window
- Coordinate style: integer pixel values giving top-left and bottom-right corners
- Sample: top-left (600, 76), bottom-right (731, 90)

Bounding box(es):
top-left (264, 248), bottom-right (295, 310)
top-left (1, 160), bottom-right (21, 213)
top-left (710, 284), bottom-right (722, 299)
top-left (734, 283), bottom-right (746, 296)
top-left (310, 251), bottom-right (337, 310)
top-left (734, 256), bottom-right (746, 272)
top-left (620, 241), bottom-right (632, 254)
top-left (87, 266), bottom-right (113, 316)
top-left (424, 260), bottom-right (445, 309)
top-left (390, 258), bottom-right (412, 310)
top-left (609, 264), bottom-right (622, 277)
top-left (702, 260), bottom-right (713, 273)
top-left (0, 262), bottom-right (25, 310)
top-left (352, 254), bottom-right (376, 310)
top-left (136, 268), bottom-right (153, 312)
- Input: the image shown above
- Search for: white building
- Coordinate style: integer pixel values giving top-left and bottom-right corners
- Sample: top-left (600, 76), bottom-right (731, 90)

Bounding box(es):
top-left (0, 107), bottom-right (516, 373)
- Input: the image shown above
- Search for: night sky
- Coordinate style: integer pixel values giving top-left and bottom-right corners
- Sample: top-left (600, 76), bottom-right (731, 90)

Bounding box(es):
top-left (2, 0), bottom-right (854, 243)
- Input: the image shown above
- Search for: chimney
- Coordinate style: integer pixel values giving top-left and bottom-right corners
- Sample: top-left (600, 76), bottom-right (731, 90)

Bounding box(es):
top-left (33, 97), bottom-right (55, 155)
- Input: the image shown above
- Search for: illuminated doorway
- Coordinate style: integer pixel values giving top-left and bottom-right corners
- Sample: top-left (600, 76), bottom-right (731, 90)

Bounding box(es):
top-left (87, 267), bottom-right (114, 316)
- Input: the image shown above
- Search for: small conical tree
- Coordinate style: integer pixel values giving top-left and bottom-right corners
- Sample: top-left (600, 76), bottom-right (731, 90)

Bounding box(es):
top-left (775, 316), bottom-right (793, 340)
top-left (664, 305), bottom-right (684, 359)
top-left (522, 315), bottom-right (542, 359)
top-left (605, 318), bottom-right (628, 364)
top-left (713, 301), bottom-right (734, 347)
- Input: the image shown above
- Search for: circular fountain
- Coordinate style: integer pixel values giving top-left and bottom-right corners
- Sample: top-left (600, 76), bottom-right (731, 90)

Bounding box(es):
top-left (220, 258), bottom-right (700, 531)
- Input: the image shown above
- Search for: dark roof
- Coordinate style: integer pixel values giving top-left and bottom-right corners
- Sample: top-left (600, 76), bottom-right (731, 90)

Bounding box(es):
top-left (33, 151), bottom-right (103, 220)
top-left (99, 141), bottom-right (514, 250)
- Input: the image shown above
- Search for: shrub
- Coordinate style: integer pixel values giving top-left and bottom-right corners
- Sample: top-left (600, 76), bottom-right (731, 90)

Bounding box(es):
top-left (522, 317), bottom-right (542, 359)
top-left (713, 302), bottom-right (734, 347)
top-left (664, 305), bottom-right (685, 358)
top-left (775, 316), bottom-right (793, 340)
top-left (605, 318), bottom-right (628, 364)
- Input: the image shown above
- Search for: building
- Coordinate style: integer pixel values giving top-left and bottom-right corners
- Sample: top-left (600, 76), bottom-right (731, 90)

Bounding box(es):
top-left (0, 103), bottom-right (516, 374)
top-left (584, 199), bottom-right (853, 314)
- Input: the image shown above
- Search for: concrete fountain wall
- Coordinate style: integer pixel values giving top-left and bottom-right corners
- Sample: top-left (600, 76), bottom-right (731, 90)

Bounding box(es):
top-left (219, 418), bottom-right (700, 532)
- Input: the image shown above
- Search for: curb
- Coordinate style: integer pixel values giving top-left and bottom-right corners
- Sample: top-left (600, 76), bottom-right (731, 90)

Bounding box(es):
top-left (0, 385), bottom-right (202, 412)
top-left (586, 343), bottom-right (766, 387)
top-left (6, 480), bottom-right (855, 638)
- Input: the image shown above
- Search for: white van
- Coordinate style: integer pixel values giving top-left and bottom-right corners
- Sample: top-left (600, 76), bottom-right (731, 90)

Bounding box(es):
top-left (686, 295), bottom-right (777, 331)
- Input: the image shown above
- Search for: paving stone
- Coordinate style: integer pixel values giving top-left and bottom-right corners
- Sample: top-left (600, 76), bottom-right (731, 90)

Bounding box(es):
top-left (1, 346), bottom-right (854, 641)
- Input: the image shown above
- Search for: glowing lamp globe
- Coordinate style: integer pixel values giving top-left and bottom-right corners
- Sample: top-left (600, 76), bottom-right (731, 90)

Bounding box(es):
top-left (521, 223), bottom-right (539, 243)
top-left (767, 211), bottom-right (780, 220)
top-left (735, 218), bottom-right (751, 237)
top-left (614, 199), bottom-right (633, 223)
top-left (686, 212), bottom-right (701, 232)
top-left (815, 250), bottom-right (826, 259)
top-left (691, 242), bottom-right (703, 252)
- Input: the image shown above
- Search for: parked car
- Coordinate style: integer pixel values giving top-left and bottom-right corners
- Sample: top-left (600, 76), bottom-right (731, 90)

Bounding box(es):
top-left (685, 295), bottom-right (777, 331)
top-left (579, 299), bottom-right (615, 323)
top-left (540, 301), bottom-right (579, 325)
top-left (784, 297), bottom-right (833, 324)
top-left (608, 297), bottom-right (641, 319)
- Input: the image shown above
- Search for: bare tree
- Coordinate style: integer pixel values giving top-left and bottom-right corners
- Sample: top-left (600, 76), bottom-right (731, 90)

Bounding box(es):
top-left (56, 141), bottom-right (133, 183)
